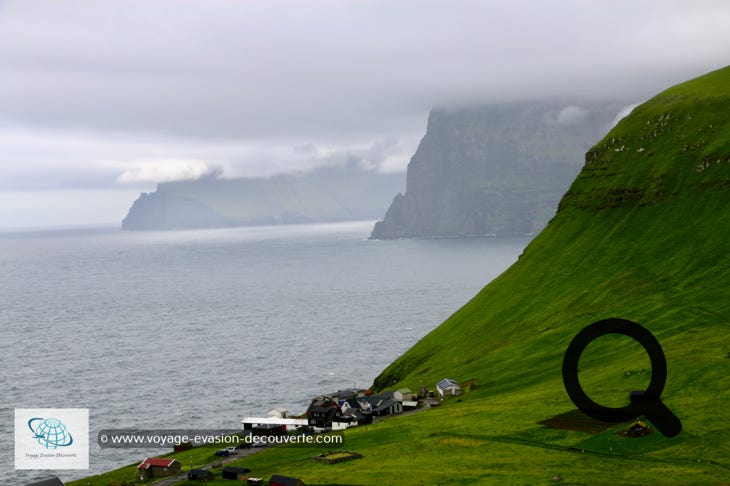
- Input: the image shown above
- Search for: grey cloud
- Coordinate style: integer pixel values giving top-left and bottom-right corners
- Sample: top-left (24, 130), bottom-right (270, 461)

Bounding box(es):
top-left (0, 124), bottom-right (417, 193)
top-left (1, 0), bottom-right (729, 141)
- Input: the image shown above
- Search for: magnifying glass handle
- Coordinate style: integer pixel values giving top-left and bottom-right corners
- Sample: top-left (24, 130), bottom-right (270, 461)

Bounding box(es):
top-left (630, 392), bottom-right (682, 438)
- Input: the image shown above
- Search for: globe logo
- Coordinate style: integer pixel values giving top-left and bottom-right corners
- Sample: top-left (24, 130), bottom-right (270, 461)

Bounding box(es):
top-left (27, 417), bottom-right (74, 449)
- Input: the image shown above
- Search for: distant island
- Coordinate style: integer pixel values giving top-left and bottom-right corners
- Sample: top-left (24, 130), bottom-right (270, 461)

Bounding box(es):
top-left (370, 100), bottom-right (628, 239)
top-left (121, 165), bottom-right (404, 231)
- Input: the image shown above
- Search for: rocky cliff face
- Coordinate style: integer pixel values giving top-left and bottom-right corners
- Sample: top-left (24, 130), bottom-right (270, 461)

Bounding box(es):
top-left (370, 101), bottom-right (626, 239)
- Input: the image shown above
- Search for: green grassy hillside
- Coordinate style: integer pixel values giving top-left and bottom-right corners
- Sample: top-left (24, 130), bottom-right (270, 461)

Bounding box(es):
top-left (365, 66), bottom-right (730, 481)
top-left (70, 67), bottom-right (730, 485)
top-left (375, 65), bottom-right (730, 395)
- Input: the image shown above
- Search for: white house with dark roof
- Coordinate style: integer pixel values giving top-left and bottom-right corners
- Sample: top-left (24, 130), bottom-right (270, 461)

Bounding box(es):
top-left (436, 378), bottom-right (461, 397)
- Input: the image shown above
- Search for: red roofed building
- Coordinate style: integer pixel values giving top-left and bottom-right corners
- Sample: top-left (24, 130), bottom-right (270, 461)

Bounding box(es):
top-left (137, 457), bottom-right (182, 480)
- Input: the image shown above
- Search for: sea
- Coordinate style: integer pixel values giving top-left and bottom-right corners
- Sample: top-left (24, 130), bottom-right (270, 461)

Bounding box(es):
top-left (0, 221), bottom-right (530, 484)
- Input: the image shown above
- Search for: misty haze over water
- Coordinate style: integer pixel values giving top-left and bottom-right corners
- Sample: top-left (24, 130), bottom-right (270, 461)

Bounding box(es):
top-left (0, 221), bottom-right (530, 483)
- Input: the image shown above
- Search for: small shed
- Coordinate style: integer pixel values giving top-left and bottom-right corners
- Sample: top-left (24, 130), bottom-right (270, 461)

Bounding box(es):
top-left (269, 474), bottom-right (306, 486)
top-left (393, 388), bottom-right (413, 402)
top-left (222, 466), bottom-right (251, 480)
top-left (188, 468), bottom-right (214, 481)
top-left (137, 457), bottom-right (182, 480)
top-left (25, 477), bottom-right (65, 486)
top-left (436, 378), bottom-right (462, 397)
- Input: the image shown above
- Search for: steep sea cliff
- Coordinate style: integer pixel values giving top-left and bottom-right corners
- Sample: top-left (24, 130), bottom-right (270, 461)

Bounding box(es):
top-left (371, 100), bottom-right (626, 238)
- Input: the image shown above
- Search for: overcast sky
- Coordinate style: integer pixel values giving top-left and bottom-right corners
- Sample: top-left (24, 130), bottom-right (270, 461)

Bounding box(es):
top-left (1, 0), bottom-right (729, 230)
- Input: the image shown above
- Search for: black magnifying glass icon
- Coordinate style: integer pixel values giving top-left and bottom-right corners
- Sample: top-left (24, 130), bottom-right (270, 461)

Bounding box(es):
top-left (562, 318), bottom-right (682, 438)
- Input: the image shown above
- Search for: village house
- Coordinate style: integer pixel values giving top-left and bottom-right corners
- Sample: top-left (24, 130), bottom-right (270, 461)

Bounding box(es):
top-left (333, 409), bottom-right (373, 430)
top-left (436, 378), bottom-right (462, 397)
top-left (331, 414), bottom-right (359, 430)
top-left (374, 398), bottom-right (403, 416)
top-left (364, 395), bottom-right (404, 416)
top-left (381, 388), bottom-right (419, 409)
top-left (306, 397), bottom-right (342, 428)
top-left (137, 457), bottom-right (182, 480)
top-left (241, 415), bottom-right (309, 433)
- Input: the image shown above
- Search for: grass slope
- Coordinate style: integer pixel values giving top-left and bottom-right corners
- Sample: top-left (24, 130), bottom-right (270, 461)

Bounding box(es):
top-left (70, 67), bottom-right (730, 485)
top-left (271, 66), bottom-right (729, 484)
top-left (367, 66), bottom-right (730, 481)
